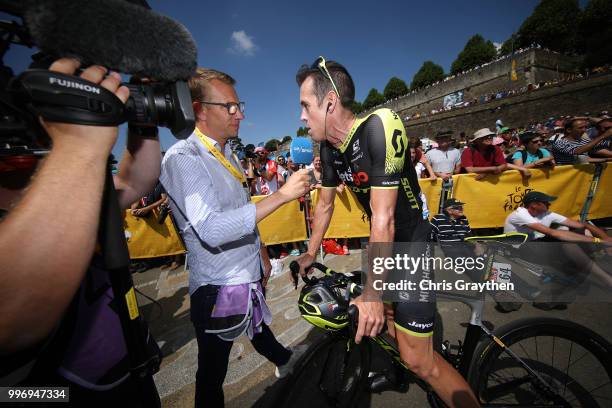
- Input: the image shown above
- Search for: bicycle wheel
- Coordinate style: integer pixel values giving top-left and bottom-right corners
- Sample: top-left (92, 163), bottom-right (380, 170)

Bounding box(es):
top-left (468, 317), bottom-right (612, 407)
top-left (274, 333), bottom-right (372, 408)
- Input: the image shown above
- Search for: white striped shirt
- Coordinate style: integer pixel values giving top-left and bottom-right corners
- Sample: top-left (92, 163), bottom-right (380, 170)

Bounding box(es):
top-left (160, 132), bottom-right (261, 293)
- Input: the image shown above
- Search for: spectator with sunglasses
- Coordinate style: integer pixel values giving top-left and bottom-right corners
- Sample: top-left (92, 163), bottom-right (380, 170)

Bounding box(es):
top-left (511, 132), bottom-right (556, 169)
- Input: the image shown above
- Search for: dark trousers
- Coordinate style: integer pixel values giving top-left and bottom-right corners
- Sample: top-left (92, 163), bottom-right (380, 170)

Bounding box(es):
top-left (190, 284), bottom-right (291, 408)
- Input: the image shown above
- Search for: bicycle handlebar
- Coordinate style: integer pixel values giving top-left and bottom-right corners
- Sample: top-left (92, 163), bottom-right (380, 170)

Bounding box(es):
top-left (289, 261), bottom-right (362, 297)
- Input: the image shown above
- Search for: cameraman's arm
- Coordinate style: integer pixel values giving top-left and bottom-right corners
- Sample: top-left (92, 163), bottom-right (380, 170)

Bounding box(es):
top-left (0, 59), bottom-right (129, 353)
top-left (113, 129), bottom-right (161, 210)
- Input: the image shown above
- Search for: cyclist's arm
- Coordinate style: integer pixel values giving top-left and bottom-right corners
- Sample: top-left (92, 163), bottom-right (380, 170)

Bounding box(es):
top-left (370, 188), bottom-right (397, 246)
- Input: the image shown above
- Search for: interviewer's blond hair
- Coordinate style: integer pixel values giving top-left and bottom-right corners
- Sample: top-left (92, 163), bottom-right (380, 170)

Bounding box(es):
top-left (188, 68), bottom-right (236, 102)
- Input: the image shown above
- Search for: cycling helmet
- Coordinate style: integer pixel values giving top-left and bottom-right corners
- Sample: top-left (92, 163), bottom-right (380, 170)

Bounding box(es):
top-left (298, 277), bottom-right (350, 331)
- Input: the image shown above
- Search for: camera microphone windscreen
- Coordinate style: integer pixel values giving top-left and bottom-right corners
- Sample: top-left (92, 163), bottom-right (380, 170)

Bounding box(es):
top-left (23, 0), bottom-right (197, 81)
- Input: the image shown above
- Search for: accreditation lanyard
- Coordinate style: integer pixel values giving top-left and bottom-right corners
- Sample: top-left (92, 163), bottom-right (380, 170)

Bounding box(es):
top-left (194, 128), bottom-right (251, 201)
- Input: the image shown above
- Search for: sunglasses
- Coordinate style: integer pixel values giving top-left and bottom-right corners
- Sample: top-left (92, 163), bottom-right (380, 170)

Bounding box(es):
top-left (310, 56), bottom-right (340, 98)
top-left (200, 101), bottom-right (245, 115)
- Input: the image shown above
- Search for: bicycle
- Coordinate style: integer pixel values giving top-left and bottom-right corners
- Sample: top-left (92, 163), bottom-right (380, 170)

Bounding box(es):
top-left (272, 233), bottom-right (612, 408)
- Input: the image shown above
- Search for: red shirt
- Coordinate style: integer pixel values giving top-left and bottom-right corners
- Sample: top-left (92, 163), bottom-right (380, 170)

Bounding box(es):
top-left (461, 145), bottom-right (505, 169)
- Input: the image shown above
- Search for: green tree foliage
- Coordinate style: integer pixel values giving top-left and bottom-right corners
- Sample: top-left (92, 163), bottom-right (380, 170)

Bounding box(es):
top-left (410, 61), bottom-right (445, 90)
top-left (515, 0), bottom-right (581, 53)
top-left (264, 139), bottom-right (280, 152)
top-left (383, 77), bottom-right (409, 100)
top-left (362, 88), bottom-right (385, 111)
top-left (352, 101), bottom-right (364, 114)
top-left (578, 0), bottom-right (612, 68)
top-left (296, 126), bottom-right (309, 136)
top-left (500, 34), bottom-right (519, 56)
top-left (450, 34), bottom-right (497, 75)
top-left (281, 136), bottom-right (293, 144)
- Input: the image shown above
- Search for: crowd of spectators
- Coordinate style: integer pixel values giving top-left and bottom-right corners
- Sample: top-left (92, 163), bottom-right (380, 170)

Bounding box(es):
top-left (404, 64), bottom-right (611, 122)
top-left (409, 112), bottom-right (611, 183)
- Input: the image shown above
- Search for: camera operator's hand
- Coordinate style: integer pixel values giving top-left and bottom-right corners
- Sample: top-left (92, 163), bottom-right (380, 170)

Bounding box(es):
top-left (0, 58), bottom-right (138, 353)
top-left (40, 58), bottom-right (129, 157)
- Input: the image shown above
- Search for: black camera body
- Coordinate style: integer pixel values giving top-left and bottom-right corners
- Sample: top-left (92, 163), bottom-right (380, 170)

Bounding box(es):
top-left (0, 2), bottom-right (195, 158)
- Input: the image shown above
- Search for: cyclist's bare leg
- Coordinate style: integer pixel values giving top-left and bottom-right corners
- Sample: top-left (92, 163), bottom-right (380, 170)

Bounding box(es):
top-left (395, 330), bottom-right (479, 408)
top-left (384, 303), bottom-right (397, 340)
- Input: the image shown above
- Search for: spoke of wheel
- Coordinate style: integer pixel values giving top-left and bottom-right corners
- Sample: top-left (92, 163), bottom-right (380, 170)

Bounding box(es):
top-left (551, 336), bottom-right (555, 369)
top-left (563, 340), bottom-right (573, 397)
top-left (566, 349), bottom-right (592, 369)
top-left (517, 341), bottom-right (532, 361)
top-left (564, 381), bottom-right (612, 404)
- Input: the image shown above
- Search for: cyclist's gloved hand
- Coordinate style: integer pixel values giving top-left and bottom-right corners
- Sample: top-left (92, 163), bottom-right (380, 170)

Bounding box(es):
top-left (349, 296), bottom-right (385, 344)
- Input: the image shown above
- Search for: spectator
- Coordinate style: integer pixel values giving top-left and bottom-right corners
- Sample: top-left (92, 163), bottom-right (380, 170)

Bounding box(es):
top-left (425, 130), bottom-right (461, 181)
top-left (310, 155), bottom-right (322, 186)
top-left (550, 118), bottom-right (612, 164)
top-left (461, 128), bottom-right (509, 178)
top-left (589, 118), bottom-right (612, 159)
top-left (430, 198), bottom-right (471, 245)
top-left (276, 155), bottom-right (288, 187)
top-left (504, 191), bottom-right (612, 294)
top-left (511, 132), bottom-right (556, 169)
top-left (130, 182), bottom-right (167, 218)
top-left (254, 147), bottom-right (284, 195)
top-left (410, 146), bottom-right (436, 180)
top-left (496, 127), bottom-right (520, 157)
top-left (505, 191), bottom-right (612, 244)
top-left (286, 156), bottom-right (299, 175)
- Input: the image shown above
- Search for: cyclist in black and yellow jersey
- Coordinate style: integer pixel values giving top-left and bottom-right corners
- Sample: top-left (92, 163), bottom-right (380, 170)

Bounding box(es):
top-left (293, 57), bottom-right (479, 408)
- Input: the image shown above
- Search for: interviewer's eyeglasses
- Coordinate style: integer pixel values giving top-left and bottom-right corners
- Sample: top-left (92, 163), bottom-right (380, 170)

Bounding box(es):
top-left (200, 101), bottom-right (245, 115)
top-left (314, 56), bottom-right (341, 100)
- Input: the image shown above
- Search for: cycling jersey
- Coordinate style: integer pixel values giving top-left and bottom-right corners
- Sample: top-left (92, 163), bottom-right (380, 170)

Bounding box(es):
top-left (320, 108), bottom-right (434, 337)
top-left (321, 108), bottom-right (424, 232)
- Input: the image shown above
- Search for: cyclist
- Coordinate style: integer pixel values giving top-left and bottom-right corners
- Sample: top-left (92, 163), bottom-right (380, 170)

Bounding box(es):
top-left (294, 57), bottom-right (479, 408)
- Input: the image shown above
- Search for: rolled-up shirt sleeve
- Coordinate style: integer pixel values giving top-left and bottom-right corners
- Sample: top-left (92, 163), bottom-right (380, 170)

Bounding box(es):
top-left (161, 151), bottom-right (256, 248)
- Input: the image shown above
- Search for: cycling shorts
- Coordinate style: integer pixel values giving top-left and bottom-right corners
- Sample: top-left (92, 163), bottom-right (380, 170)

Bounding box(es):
top-left (392, 219), bottom-right (436, 337)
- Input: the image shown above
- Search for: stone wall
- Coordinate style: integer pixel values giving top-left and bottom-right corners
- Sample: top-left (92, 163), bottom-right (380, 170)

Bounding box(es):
top-left (402, 72), bottom-right (612, 138)
top-left (370, 49), bottom-right (580, 120)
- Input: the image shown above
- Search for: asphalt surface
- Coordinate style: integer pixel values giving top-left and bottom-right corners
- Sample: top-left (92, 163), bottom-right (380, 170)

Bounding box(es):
top-left (132, 250), bottom-right (612, 408)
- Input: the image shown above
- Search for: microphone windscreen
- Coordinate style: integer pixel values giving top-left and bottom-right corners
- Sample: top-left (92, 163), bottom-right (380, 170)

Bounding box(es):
top-left (290, 138), bottom-right (314, 165)
top-left (23, 0), bottom-right (197, 81)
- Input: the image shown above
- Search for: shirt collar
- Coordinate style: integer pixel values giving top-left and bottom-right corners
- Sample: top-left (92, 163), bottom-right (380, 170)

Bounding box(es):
top-left (189, 131), bottom-right (231, 157)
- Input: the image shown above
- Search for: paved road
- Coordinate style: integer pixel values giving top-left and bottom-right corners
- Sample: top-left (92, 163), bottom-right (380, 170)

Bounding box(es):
top-left (132, 251), bottom-right (612, 407)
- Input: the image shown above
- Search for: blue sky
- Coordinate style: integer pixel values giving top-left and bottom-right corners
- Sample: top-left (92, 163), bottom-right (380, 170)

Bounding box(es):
top-left (5, 0), bottom-right (561, 156)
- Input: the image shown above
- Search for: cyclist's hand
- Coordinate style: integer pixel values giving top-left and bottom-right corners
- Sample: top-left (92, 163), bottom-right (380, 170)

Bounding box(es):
top-left (294, 252), bottom-right (314, 278)
top-left (350, 296), bottom-right (384, 344)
